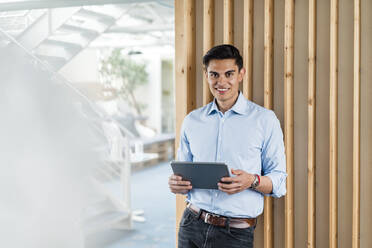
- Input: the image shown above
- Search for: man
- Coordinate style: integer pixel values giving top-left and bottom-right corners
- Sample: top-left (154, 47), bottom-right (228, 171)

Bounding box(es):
top-left (169, 44), bottom-right (287, 248)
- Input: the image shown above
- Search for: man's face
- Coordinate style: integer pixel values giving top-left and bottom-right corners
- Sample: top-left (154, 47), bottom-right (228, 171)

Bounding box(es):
top-left (205, 59), bottom-right (244, 104)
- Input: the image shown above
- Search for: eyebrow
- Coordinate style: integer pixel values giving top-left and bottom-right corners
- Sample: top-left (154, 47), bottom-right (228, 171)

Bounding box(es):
top-left (209, 69), bottom-right (236, 74)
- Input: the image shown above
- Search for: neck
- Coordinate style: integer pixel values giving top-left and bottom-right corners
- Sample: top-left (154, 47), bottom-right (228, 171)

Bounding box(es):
top-left (216, 92), bottom-right (239, 114)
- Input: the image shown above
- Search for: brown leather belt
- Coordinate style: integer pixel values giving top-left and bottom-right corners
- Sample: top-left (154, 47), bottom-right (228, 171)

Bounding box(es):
top-left (187, 203), bottom-right (256, 229)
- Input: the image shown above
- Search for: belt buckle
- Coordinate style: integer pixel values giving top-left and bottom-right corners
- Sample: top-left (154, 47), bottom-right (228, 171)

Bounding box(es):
top-left (204, 212), bottom-right (220, 224)
top-left (204, 213), bottom-right (210, 224)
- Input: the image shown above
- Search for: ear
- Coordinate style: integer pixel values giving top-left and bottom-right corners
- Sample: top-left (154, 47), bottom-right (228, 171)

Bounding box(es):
top-left (238, 67), bottom-right (246, 82)
top-left (204, 70), bottom-right (209, 80)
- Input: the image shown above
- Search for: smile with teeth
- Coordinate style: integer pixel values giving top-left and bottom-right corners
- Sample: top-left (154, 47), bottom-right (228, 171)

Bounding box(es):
top-left (216, 88), bottom-right (229, 93)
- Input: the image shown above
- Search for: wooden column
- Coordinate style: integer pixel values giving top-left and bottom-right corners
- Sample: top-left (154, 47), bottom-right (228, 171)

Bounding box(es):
top-left (175, 1), bottom-right (186, 240)
top-left (264, 0), bottom-right (274, 109)
top-left (243, 0), bottom-right (253, 100)
top-left (175, 0), bottom-right (196, 246)
top-left (329, 0), bottom-right (338, 247)
top-left (284, 0), bottom-right (294, 248)
top-left (352, 0), bottom-right (361, 247)
top-left (264, 0), bottom-right (274, 247)
top-left (307, 0), bottom-right (316, 247)
top-left (223, 0), bottom-right (234, 44)
top-left (184, 0), bottom-right (196, 112)
top-left (203, 0), bottom-right (214, 105)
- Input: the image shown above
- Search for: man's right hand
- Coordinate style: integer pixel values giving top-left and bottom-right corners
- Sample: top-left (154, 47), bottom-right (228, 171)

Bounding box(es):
top-left (168, 174), bottom-right (192, 194)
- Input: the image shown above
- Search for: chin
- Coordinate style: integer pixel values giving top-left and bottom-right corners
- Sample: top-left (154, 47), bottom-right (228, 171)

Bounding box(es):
top-left (215, 95), bottom-right (228, 101)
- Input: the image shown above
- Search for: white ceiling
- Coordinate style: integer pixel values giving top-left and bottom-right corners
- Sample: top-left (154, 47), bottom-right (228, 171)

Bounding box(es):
top-left (0, 0), bottom-right (174, 48)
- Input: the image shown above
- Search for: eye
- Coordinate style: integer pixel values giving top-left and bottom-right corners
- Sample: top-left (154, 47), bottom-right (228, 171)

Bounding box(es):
top-left (225, 71), bottom-right (233, 78)
top-left (209, 72), bottom-right (218, 78)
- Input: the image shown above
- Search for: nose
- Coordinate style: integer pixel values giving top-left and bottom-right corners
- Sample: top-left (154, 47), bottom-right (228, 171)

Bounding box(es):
top-left (216, 75), bottom-right (229, 85)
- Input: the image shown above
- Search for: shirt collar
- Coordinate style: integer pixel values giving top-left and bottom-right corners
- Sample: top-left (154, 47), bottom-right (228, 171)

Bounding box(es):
top-left (207, 99), bottom-right (219, 115)
top-left (207, 91), bottom-right (247, 115)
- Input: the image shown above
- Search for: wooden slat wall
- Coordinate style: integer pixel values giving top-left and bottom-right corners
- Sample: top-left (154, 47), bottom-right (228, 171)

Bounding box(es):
top-left (263, 0), bottom-right (274, 247)
top-left (184, 0), bottom-right (196, 114)
top-left (174, 0), bottom-right (371, 247)
top-left (175, 0), bottom-right (196, 246)
top-left (223, 0), bottom-right (234, 44)
top-left (284, 1), bottom-right (295, 248)
top-left (174, 0), bottom-right (186, 242)
top-left (307, 0), bottom-right (317, 247)
top-left (263, 0), bottom-right (274, 110)
top-left (329, 0), bottom-right (339, 247)
top-left (203, 0), bottom-right (214, 105)
top-left (243, 0), bottom-right (253, 100)
top-left (352, 0), bottom-right (361, 247)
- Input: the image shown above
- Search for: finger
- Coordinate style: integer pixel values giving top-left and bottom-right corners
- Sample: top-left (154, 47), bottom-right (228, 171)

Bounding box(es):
top-left (177, 180), bottom-right (191, 185)
top-left (220, 177), bottom-right (239, 183)
top-left (170, 185), bottom-right (192, 189)
top-left (231, 169), bottom-right (243, 175)
top-left (220, 177), bottom-right (233, 182)
top-left (218, 182), bottom-right (241, 190)
top-left (169, 180), bottom-right (191, 186)
top-left (170, 174), bottom-right (183, 181)
top-left (170, 185), bottom-right (192, 191)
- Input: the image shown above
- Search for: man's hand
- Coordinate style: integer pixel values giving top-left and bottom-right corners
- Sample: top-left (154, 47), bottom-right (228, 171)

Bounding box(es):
top-left (168, 174), bottom-right (192, 194)
top-left (218, 169), bottom-right (255, 195)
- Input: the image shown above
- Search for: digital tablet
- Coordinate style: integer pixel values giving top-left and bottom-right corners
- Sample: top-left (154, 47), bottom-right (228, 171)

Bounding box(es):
top-left (170, 161), bottom-right (230, 189)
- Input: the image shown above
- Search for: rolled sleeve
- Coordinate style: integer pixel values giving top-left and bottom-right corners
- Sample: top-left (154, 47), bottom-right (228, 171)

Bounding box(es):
top-left (265, 171), bottom-right (287, 198)
top-left (261, 111), bottom-right (287, 198)
top-left (176, 120), bottom-right (193, 197)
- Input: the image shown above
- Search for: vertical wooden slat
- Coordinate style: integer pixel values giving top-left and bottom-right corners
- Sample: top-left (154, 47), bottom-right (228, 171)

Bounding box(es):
top-left (264, 0), bottom-right (274, 110)
top-left (223, 0), bottom-right (234, 44)
top-left (184, 0), bottom-right (196, 113)
top-left (308, 0), bottom-right (317, 247)
top-left (175, 0), bottom-right (196, 246)
top-left (243, 0), bottom-right (253, 100)
top-left (284, 0), bottom-right (295, 248)
top-left (263, 0), bottom-right (274, 247)
top-left (352, 0), bottom-right (361, 247)
top-left (329, 0), bottom-right (338, 247)
top-left (174, 1), bottom-right (184, 147)
top-left (174, 0), bottom-right (186, 243)
top-left (203, 0), bottom-right (214, 105)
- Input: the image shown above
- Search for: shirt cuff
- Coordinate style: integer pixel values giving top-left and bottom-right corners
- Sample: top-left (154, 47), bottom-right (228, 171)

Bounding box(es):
top-left (264, 172), bottom-right (287, 198)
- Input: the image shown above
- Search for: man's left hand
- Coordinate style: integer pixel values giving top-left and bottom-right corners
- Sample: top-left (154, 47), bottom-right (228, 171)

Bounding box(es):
top-left (218, 169), bottom-right (255, 194)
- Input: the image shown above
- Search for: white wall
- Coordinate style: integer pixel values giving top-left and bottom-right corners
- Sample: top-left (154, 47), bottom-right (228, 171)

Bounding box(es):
top-left (59, 48), bottom-right (100, 83)
top-left (59, 46), bottom-right (174, 134)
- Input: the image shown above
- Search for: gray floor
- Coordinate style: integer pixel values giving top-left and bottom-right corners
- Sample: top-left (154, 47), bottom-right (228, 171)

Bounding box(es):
top-left (86, 162), bottom-right (176, 248)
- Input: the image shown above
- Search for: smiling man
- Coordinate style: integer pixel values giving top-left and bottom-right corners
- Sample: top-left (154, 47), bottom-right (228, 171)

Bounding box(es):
top-left (169, 44), bottom-right (287, 248)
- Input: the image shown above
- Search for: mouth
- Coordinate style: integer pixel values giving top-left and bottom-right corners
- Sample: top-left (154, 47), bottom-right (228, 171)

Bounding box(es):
top-left (215, 87), bottom-right (229, 94)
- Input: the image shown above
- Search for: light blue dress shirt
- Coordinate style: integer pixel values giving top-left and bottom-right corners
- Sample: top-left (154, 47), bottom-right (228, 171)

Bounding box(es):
top-left (177, 92), bottom-right (287, 218)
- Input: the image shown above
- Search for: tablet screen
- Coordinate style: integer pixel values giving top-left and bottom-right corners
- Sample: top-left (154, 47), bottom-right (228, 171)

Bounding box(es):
top-left (171, 161), bottom-right (230, 189)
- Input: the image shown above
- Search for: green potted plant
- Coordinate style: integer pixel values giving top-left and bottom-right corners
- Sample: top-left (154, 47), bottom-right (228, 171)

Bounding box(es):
top-left (99, 48), bottom-right (148, 117)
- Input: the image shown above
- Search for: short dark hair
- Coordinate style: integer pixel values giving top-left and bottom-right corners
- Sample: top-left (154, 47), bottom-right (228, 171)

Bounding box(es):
top-left (202, 44), bottom-right (243, 71)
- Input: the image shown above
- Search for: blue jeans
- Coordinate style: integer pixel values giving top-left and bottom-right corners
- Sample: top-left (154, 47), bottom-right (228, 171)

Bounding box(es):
top-left (178, 208), bottom-right (254, 248)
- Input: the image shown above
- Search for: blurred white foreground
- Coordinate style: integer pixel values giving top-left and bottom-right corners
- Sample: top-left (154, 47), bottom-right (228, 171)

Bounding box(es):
top-left (0, 49), bottom-right (103, 248)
